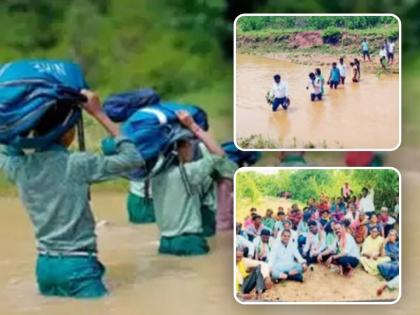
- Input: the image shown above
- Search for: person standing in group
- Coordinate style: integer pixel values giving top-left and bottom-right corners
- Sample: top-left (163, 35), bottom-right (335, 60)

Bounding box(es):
top-left (327, 62), bottom-right (340, 89)
top-left (379, 45), bottom-right (388, 69)
top-left (268, 74), bottom-right (290, 111)
top-left (337, 57), bottom-right (347, 85)
top-left (307, 72), bottom-right (322, 101)
top-left (315, 68), bottom-right (325, 96)
top-left (361, 38), bottom-right (371, 62)
top-left (388, 39), bottom-right (396, 64)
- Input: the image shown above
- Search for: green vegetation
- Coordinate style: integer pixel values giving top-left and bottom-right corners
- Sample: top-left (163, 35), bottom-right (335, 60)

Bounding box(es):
top-left (237, 169), bottom-right (399, 209)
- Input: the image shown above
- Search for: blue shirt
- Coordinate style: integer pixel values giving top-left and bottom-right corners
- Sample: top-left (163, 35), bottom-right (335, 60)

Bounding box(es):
top-left (0, 138), bottom-right (144, 253)
top-left (362, 41), bottom-right (369, 51)
top-left (330, 68), bottom-right (340, 82)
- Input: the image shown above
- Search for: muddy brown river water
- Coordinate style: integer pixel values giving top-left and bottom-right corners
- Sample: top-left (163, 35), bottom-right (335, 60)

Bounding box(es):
top-left (0, 168), bottom-right (418, 314)
top-left (235, 54), bottom-right (399, 149)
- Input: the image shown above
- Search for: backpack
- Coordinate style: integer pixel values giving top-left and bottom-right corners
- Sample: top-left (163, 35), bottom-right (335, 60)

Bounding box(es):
top-left (103, 88), bottom-right (160, 122)
top-left (102, 101), bottom-right (209, 179)
top-left (0, 60), bottom-right (87, 149)
top-left (222, 141), bottom-right (262, 167)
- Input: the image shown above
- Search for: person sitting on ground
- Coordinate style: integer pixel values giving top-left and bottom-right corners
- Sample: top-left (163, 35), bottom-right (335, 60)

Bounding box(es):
top-left (307, 197), bottom-right (319, 221)
top-left (297, 210), bottom-right (312, 249)
top-left (244, 214), bottom-right (266, 242)
top-left (273, 209), bottom-right (286, 237)
top-left (268, 229), bottom-right (308, 282)
top-left (378, 206), bottom-right (396, 237)
top-left (379, 45), bottom-right (388, 69)
top-left (315, 68), bottom-right (325, 96)
top-left (236, 223), bottom-right (255, 258)
top-left (360, 226), bottom-right (390, 275)
top-left (327, 62), bottom-right (341, 89)
top-left (0, 90), bottom-right (145, 298)
top-left (303, 220), bottom-right (326, 265)
top-left (278, 151), bottom-right (307, 166)
top-left (243, 208), bottom-right (257, 228)
top-left (361, 38), bottom-right (371, 62)
top-left (262, 209), bottom-right (276, 233)
top-left (321, 222), bottom-right (361, 277)
top-left (345, 203), bottom-right (360, 224)
top-left (377, 275), bottom-right (399, 297)
top-left (269, 74), bottom-right (290, 111)
top-left (319, 209), bottom-right (333, 233)
top-left (378, 229), bottom-right (399, 281)
top-left (253, 229), bottom-right (275, 262)
top-left (152, 111), bottom-right (236, 256)
top-left (367, 213), bottom-right (385, 237)
top-left (307, 72), bottom-right (322, 101)
top-left (288, 204), bottom-right (302, 229)
top-left (337, 57), bottom-right (347, 84)
top-left (236, 247), bottom-right (273, 300)
top-left (351, 211), bottom-right (368, 245)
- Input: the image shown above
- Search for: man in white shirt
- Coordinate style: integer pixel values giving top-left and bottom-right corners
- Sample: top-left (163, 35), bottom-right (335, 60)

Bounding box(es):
top-left (379, 46), bottom-right (388, 68)
top-left (268, 229), bottom-right (307, 282)
top-left (307, 72), bottom-right (322, 101)
top-left (303, 220), bottom-right (326, 264)
top-left (322, 223), bottom-right (360, 277)
top-left (359, 186), bottom-right (375, 217)
top-left (269, 74), bottom-right (290, 111)
top-left (337, 57), bottom-right (347, 84)
top-left (388, 40), bottom-right (395, 64)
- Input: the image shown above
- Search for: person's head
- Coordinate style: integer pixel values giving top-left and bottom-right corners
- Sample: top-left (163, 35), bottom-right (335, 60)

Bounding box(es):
top-left (308, 220), bottom-right (318, 234)
top-left (362, 187), bottom-right (369, 197)
top-left (359, 211), bottom-right (366, 221)
top-left (283, 220), bottom-right (292, 230)
top-left (253, 214), bottom-right (262, 227)
top-left (309, 72), bottom-right (316, 80)
top-left (261, 229), bottom-right (271, 243)
top-left (388, 229), bottom-right (398, 243)
top-left (315, 68), bottom-right (321, 76)
top-left (321, 210), bottom-right (329, 219)
top-left (350, 196), bottom-right (357, 203)
top-left (281, 229), bottom-right (291, 245)
top-left (332, 62), bottom-right (337, 68)
top-left (349, 203), bottom-right (356, 213)
top-left (250, 208), bottom-right (257, 215)
top-left (354, 58), bottom-right (360, 65)
top-left (308, 197), bottom-right (315, 206)
top-left (363, 38), bottom-right (367, 42)
top-left (369, 226), bottom-right (380, 239)
top-left (291, 203), bottom-right (299, 211)
top-left (277, 210), bottom-right (285, 220)
top-left (274, 74), bottom-right (281, 83)
top-left (177, 139), bottom-right (194, 163)
top-left (344, 182), bottom-right (349, 187)
top-left (370, 213), bottom-right (378, 223)
top-left (339, 57), bottom-right (344, 64)
top-left (381, 207), bottom-right (389, 215)
top-left (33, 104), bottom-right (77, 148)
top-left (265, 209), bottom-right (273, 218)
top-left (278, 206), bottom-right (284, 212)
top-left (350, 62), bottom-right (354, 67)
top-left (236, 247), bottom-right (244, 263)
top-left (333, 223), bottom-right (344, 237)
top-left (342, 218), bottom-right (351, 228)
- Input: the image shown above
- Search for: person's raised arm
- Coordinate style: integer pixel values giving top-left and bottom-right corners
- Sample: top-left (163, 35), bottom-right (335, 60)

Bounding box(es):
top-left (81, 89), bottom-right (121, 138)
top-left (177, 111), bottom-right (224, 156)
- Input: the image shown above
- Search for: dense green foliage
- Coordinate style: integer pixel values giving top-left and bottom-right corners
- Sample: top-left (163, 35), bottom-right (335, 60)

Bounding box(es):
top-left (237, 16), bottom-right (397, 32)
top-left (237, 169), bottom-right (399, 209)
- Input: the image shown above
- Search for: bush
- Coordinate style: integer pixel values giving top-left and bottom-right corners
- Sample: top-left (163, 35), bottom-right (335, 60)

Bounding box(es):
top-left (322, 27), bottom-right (342, 44)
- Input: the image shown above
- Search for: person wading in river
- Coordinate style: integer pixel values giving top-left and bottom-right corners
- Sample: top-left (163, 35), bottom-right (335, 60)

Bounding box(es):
top-left (269, 74), bottom-right (290, 111)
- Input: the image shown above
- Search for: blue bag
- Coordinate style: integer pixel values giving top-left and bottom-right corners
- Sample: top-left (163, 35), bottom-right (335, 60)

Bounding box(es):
top-left (102, 101), bottom-right (208, 179)
top-left (103, 88), bottom-right (160, 122)
top-left (222, 141), bottom-right (262, 167)
top-left (0, 60), bottom-right (88, 149)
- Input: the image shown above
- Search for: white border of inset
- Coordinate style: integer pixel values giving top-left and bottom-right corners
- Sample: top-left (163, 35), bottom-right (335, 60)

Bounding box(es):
top-left (233, 166), bottom-right (402, 305)
top-left (233, 14), bottom-right (402, 151)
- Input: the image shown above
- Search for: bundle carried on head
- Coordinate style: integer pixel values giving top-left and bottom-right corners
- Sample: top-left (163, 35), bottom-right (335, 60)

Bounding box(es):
top-left (102, 89), bottom-right (209, 179)
top-left (0, 60), bottom-right (88, 149)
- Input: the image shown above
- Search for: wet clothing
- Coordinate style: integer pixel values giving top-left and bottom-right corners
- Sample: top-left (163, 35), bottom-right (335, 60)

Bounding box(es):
top-left (272, 97), bottom-right (289, 111)
top-left (127, 180), bottom-right (155, 223)
top-left (159, 234), bottom-right (209, 256)
top-left (36, 254), bottom-right (107, 299)
top-left (0, 138), bottom-right (143, 253)
top-left (152, 143), bottom-right (236, 255)
top-left (329, 68), bottom-right (340, 89)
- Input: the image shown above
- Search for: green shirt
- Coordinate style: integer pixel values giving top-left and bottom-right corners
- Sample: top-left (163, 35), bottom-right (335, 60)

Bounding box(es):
top-left (0, 138), bottom-right (144, 253)
top-left (152, 144), bottom-right (236, 237)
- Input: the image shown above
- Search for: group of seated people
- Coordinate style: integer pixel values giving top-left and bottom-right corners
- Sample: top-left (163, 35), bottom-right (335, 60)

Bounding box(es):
top-left (236, 186), bottom-right (400, 300)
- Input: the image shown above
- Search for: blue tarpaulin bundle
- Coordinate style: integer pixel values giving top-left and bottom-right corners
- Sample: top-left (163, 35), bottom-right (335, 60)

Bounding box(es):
top-left (103, 88), bottom-right (160, 122)
top-left (222, 141), bottom-right (262, 167)
top-left (0, 60), bottom-right (87, 149)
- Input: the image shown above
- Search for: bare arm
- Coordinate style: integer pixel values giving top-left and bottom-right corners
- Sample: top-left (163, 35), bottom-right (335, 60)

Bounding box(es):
top-left (177, 111), bottom-right (224, 156)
